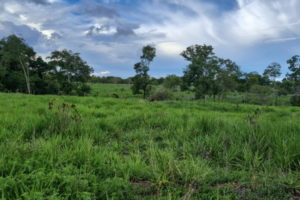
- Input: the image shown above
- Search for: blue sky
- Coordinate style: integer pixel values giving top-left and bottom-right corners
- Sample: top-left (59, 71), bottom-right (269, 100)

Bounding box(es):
top-left (0, 0), bottom-right (300, 79)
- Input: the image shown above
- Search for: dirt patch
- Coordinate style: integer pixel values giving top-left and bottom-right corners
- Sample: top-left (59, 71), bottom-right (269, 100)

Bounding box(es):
top-left (130, 181), bottom-right (152, 190)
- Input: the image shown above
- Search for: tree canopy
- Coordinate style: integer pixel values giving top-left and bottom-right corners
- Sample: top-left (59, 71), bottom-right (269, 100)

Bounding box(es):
top-left (0, 34), bottom-right (94, 95)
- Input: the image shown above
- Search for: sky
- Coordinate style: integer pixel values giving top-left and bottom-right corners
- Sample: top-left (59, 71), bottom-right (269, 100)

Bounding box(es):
top-left (0, 0), bottom-right (300, 79)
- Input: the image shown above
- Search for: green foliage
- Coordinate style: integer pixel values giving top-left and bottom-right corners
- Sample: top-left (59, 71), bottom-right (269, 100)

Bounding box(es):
top-left (132, 44), bottom-right (156, 99)
top-left (290, 95), bottom-right (300, 107)
top-left (286, 55), bottom-right (300, 81)
top-left (1, 89), bottom-right (300, 199)
top-left (61, 81), bottom-right (76, 95)
top-left (250, 85), bottom-right (273, 105)
top-left (76, 84), bottom-right (92, 96)
top-left (248, 77), bottom-right (259, 87)
top-left (0, 34), bottom-right (36, 94)
top-left (164, 74), bottom-right (181, 90)
top-left (278, 88), bottom-right (289, 96)
top-left (69, 90), bottom-right (77, 96)
top-left (180, 82), bottom-right (189, 91)
top-left (181, 44), bottom-right (240, 101)
top-left (237, 83), bottom-right (247, 92)
top-left (111, 93), bottom-right (119, 98)
top-left (47, 49), bottom-right (94, 83)
top-left (263, 62), bottom-right (282, 83)
top-left (148, 89), bottom-right (173, 101)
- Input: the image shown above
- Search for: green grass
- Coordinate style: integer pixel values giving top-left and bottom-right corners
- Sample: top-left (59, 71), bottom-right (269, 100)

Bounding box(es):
top-left (1, 85), bottom-right (300, 199)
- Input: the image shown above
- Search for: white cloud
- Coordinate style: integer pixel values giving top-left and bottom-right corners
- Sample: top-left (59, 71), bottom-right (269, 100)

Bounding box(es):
top-left (92, 71), bottom-right (110, 76)
top-left (1, 0), bottom-right (300, 77)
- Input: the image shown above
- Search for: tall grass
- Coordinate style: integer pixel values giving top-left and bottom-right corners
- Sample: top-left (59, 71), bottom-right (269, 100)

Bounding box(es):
top-left (1, 90), bottom-right (300, 199)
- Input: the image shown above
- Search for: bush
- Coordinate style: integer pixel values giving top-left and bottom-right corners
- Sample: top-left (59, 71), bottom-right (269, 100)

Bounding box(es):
top-left (76, 84), bottom-right (92, 96)
top-left (93, 92), bottom-right (99, 97)
top-left (70, 90), bottom-right (77, 96)
top-left (250, 85), bottom-right (273, 105)
top-left (237, 84), bottom-right (246, 92)
top-left (148, 90), bottom-right (173, 101)
top-left (111, 93), bottom-right (119, 98)
top-left (290, 95), bottom-right (300, 107)
top-left (61, 81), bottom-right (76, 95)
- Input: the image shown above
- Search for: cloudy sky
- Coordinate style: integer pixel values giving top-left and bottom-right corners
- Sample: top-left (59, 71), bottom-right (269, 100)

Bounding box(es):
top-left (0, 0), bottom-right (300, 78)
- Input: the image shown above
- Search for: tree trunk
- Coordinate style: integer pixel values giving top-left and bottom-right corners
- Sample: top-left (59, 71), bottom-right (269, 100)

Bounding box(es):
top-left (19, 59), bottom-right (31, 94)
top-left (214, 94), bottom-right (215, 102)
top-left (143, 83), bottom-right (149, 99)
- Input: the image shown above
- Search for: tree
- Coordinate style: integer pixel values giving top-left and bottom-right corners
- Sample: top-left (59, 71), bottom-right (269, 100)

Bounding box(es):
top-left (110, 77), bottom-right (121, 84)
top-left (181, 44), bottom-right (217, 101)
top-left (0, 34), bottom-right (36, 94)
top-left (214, 59), bottom-right (241, 101)
top-left (263, 62), bottom-right (281, 86)
top-left (126, 78), bottom-right (132, 85)
top-left (286, 55), bottom-right (300, 94)
top-left (90, 75), bottom-right (97, 84)
top-left (150, 77), bottom-right (159, 86)
top-left (29, 57), bottom-right (51, 79)
top-left (158, 77), bottom-right (165, 85)
top-left (248, 77), bottom-right (259, 88)
top-left (286, 55), bottom-right (300, 81)
top-left (164, 74), bottom-right (181, 90)
top-left (47, 49), bottom-right (93, 83)
top-left (132, 44), bottom-right (156, 99)
top-left (180, 44), bottom-right (240, 101)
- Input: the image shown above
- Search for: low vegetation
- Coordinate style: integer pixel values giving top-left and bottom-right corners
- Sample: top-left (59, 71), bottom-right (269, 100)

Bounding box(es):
top-left (1, 84), bottom-right (300, 199)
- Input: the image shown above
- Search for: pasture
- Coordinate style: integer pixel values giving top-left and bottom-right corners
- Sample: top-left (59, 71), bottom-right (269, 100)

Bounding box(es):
top-left (1, 84), bottom-right (300, 199)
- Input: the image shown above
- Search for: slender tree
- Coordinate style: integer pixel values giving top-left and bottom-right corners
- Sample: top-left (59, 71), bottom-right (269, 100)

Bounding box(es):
top-left (132, 44), bottom-right (156, 99)
top-left (286, 56), bottom-right (300, 81)
top-left (286, 55), bottom-right (300, 94)
top-left (263, 62), bottom-right (281, 86)
top-left (0, 34), bottom-right (36, 94)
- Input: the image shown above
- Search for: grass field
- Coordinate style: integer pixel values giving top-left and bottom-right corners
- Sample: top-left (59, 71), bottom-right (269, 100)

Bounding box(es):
top-left (1, 84), bottom-right (300, 199)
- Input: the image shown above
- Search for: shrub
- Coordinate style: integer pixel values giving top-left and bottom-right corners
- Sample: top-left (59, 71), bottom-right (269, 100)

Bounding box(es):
top-left (93, 92), bottom-right (99, 97)
top-left (61, 81), bottom-right (76, 95)
top-left (76, 84), bottom-right (92, 96)
top-left (250, 85), bottom-right (273, 105)
top-left (111, 93), bottom-right (119, 98)
top-left (148, 90), bottom-right (173, 101)
top-left (290, 95), bottom-right (300, 107)
top-left (70, 90), bottom-right (77, 96)
top-left (180, 82), bottom-right (189, 92)
top-left (237, 84), bottom-right (246, 92)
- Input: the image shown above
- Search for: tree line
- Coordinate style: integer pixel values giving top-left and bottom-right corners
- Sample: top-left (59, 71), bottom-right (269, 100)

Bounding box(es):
top-left (0, 34), bottom-right (94, 96)
top-left (1, 34), bottom-right (300, 102)
top-left (129, 44), bottom-right (300, 102)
